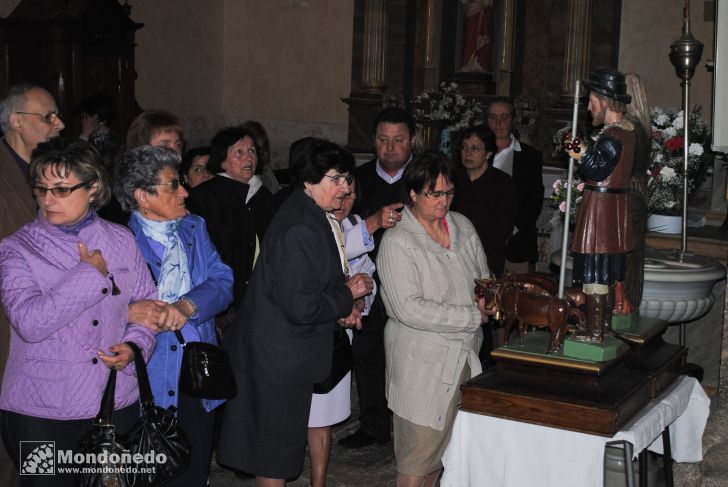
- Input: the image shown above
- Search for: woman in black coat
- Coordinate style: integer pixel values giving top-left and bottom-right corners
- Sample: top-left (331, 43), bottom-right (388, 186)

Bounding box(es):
top-left (186, 127), bottom-right (274, 318)
top-left (216, 138), bottom-right (373, 485)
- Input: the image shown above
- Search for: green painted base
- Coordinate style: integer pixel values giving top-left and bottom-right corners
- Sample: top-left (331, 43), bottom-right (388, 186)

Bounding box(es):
top-left (615, 316), bottom-right (668, 345)
top-left (610, 312), bottom-right (639, 331)
top-left (562, 336), bottom-right (629, 362)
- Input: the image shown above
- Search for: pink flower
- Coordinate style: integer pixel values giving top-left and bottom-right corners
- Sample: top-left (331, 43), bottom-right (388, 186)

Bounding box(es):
top-left (552, 179), bottom-right (562, 190)
top-left (577, 182), bottom-right (585, 192)
top-left (559, 201), bottom-right (567, 213)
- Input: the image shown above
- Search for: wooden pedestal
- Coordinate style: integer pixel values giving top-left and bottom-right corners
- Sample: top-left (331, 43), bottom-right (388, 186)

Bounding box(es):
top-left (461, 318), bottom-right (686, 436)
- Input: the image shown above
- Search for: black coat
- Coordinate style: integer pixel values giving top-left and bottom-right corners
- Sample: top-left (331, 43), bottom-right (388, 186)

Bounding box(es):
top-left (225, 189), bottom-right (354, 384)
top-left (186, 175), bottom-right (264, 306)
top-left (506, 142), bottom-right (544, 264)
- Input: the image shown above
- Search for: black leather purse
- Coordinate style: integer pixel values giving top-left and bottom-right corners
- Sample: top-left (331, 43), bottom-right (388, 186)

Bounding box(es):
top-left (78, 342), bottom-right (191, 487)
top-left (313, 327), bottom-right (353, 394)
top-left (175, 331), bottom-right (237, 400)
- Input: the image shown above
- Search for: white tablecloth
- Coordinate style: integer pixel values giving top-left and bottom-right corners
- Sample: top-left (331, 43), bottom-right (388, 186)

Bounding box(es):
top-left (441, 376), bottom-right (710, 487)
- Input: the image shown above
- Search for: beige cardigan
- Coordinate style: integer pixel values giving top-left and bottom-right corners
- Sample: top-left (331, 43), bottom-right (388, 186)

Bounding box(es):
top-left (379, 206), bottom-right (488, 430)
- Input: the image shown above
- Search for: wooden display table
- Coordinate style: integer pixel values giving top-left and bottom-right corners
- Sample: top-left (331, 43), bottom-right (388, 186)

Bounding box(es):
top-left (461, 318), bottom-right (685, 436)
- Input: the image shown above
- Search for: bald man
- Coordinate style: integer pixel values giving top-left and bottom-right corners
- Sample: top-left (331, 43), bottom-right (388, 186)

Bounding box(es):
top-left (0, 83), bottom-right (64, 485)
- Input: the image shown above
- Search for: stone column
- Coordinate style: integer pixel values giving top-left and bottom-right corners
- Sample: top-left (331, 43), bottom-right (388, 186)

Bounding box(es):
top-left (419, 0), bottom-right (439, 91)
top-left (561, 0), bottom-right (591, 98)
top-left (496, 0), bottom-right (517, 96)
top-left (361, 0), bottom-right (388, 93)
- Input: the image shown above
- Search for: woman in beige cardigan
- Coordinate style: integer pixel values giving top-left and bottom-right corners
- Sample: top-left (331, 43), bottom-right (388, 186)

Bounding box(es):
top-left (378, 151), bottom-right (492, 487)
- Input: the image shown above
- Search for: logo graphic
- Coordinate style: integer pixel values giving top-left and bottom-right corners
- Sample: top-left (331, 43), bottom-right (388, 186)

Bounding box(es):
top-left (20, 441), bottom-right (55, 475)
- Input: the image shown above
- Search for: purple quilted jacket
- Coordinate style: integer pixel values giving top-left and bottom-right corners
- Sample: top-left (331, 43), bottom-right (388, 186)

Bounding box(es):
top-left (0, 214), bottom-right (157, 420)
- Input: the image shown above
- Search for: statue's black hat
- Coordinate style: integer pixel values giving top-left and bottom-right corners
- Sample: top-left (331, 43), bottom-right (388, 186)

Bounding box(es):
top-left (582, 67), bottom-right (631, 104)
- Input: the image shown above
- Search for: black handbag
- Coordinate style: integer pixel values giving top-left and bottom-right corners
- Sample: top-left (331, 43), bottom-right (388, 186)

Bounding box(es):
top-left (78, 342), bottom-right (191, 487)
top-left (175, 330), bottom-right (237, 400)
top-left (313, 327), bottom-right (352, 394)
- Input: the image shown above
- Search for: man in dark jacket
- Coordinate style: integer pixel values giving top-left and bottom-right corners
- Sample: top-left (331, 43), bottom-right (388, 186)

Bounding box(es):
top-left (338, 108), bottom-right (414, 448)
top-left (487, 97), bottom-right (544, 273)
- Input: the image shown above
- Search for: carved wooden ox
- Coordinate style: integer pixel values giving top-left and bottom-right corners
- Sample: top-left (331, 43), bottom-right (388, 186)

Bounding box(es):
top-left (475, 278), bottom-right (571, 354)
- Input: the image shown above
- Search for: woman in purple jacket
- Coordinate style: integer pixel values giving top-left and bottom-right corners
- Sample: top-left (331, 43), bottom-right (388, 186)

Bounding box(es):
top-left (0, 138), bottom-right (157, 486)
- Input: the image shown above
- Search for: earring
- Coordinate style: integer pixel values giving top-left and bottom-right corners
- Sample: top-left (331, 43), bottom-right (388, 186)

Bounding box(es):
top-left (143, 208), bottom-right (148, 215)
top-left (89, 197), bottom-right (94, 204)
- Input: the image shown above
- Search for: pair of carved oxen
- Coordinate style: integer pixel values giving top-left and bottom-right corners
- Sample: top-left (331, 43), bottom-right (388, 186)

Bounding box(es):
top-left (475, 274), bottom-right (587, 354)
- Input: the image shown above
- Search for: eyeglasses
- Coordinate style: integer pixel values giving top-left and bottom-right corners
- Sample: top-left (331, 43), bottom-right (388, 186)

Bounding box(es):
top-left (14, 111), bottom-right (60, 124)
top-left (32, 181), bottom-right (91, 198)
top-left (422, 189), bottom-right (455, 199)
top-left (154, 178), bottom-right (181, 191)
top-left (323, 174), bottom-right (354, 186)
top-left (487, 114), bottom-right (512, 123)
top-left (460, 144), bottom-right (486, 153)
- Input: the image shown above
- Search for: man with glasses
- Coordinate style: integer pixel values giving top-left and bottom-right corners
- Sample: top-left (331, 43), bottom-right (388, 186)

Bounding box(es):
top-left (486, 96), bottom-right (544, 274)
top-left (338, 107), bottom-right (413, 449)
top-left (0, 82), bottom-right (65, 487)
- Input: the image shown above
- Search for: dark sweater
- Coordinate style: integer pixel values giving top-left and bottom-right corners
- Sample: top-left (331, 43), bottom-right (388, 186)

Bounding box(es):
top-left (452, 166), bottom-right (516, 277)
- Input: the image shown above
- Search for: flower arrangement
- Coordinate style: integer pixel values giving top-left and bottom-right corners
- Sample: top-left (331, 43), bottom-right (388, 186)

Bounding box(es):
top-left (381, 89), bottom-right (406, 110)
top-left (412, 82), bottom-right (484, 131)
top-left (550, 172), bottom-right (584, 223)
top-left (513, 94), bottom-right (538, 140)
top-left (648, 106), bottom-right (712, 215)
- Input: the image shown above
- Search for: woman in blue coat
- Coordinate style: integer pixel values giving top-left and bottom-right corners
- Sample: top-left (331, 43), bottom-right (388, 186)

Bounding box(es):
top-left (113, 145), bottom-right (234, 486)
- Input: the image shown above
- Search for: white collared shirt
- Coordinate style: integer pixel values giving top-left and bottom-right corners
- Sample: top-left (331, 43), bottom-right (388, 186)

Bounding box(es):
top-left (492, 136), bottom-right (521, 177)
top-left (375, 156), bottom-right (411, 184)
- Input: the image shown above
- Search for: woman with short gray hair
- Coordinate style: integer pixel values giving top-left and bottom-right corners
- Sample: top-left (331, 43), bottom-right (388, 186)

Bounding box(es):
top-left (114, 145), bottom-right (234, 486)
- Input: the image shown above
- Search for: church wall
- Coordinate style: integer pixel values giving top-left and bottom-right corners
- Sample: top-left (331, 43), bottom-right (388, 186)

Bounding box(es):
top-left (130, 1), bottom-right (225, 119)
top-left (619, 0), bottom-right (714, 122)
top-left (128, 0), bottom-right (354, 168)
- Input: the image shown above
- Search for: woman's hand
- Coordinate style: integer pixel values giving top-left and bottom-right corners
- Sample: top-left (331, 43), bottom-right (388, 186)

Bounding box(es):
top-left (128, 300), bottom-right (167, 331)
top-left (476, 295), bottom-right (496, 323)
top-left (338, 307), bottom-right (363, 330)
top-left (157, 302), bottom-right (191, 332)
top-left (98, 343), bottom-right (134, 371)
top-left (79, 242), bottom-right (108, 276)
top-left (79, 114), bottom-right (99, 140)
top-left (345, 273), bottom-right (374, 300)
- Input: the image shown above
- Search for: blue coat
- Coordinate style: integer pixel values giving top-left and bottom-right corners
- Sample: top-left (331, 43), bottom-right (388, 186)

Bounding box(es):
top-left (129, 214), bottom-right (234, 412)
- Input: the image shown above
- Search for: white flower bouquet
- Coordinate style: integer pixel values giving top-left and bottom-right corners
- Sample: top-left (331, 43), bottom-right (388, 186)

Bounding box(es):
top-left (412, 82), bottom-right (484, 131)
top-left (648, 106), bottom-right (712, 215)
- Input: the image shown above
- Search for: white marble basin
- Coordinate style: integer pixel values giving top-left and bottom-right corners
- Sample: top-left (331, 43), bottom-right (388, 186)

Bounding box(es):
top-left (550, 248), bottom-right (726, 323)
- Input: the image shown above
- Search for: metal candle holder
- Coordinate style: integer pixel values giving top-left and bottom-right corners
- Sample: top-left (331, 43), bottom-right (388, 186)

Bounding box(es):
top-left (669, 0), bottom-right (703, 252)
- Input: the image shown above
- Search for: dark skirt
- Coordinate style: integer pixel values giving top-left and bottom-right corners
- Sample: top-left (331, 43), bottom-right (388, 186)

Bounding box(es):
top-left (216, 370), bottom-right (313, 479)
top-left (572, 252), bottom-right (626, 286)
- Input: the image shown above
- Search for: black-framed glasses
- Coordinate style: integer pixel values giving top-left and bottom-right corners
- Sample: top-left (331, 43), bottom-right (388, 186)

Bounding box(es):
top-left (14, 111), bottom-right (60, 124)
top-left (154, 178), bottom-right (181, 191)
top-left (460, 144), bottom-right (486, 153)
top-left (32, 181), bottom-right (91, 198)
top-left (323, 174), bottom-right (354, 186)
top-left (422, 189), bottom-right (456, 200)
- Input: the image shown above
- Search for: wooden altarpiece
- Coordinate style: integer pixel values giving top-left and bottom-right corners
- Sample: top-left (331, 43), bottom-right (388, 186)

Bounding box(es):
top-left (0, 0), bottom-right (142, 137)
